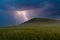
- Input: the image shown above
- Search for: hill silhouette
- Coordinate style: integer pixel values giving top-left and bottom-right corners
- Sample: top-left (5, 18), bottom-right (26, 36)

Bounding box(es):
top-left (3, 18), bottom-right (60, 28)
top-left (23, 18), bottom-right (59, 23)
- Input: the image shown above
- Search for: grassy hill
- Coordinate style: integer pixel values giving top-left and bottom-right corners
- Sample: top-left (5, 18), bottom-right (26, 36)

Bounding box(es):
top-left (19, 18), bottom-right (60, 28)
top-left (0, 18), bottom-right (60, 40)
top-left (24, 18), bottom-right (59, 23)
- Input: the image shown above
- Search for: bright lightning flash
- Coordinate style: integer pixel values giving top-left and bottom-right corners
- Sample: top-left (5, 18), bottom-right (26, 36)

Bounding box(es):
top-left (16, 10), bottom-right (28, 21)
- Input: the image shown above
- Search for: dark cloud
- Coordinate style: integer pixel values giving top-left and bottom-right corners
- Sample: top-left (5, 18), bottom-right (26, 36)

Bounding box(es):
top-left (0, 0), bottom-right (49, 10)
top-left (0, 0), bottom-right (60, 26)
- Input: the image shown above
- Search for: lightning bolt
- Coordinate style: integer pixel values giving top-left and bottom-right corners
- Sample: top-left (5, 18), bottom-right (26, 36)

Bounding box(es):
top-left (22, 11), bottom-right (28, 21)
top-left (16, 10), bottom-right (28, 21)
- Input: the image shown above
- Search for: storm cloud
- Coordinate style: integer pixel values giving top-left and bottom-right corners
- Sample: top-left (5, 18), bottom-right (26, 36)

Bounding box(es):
top-left (0, 0), bottom-right (60, 26)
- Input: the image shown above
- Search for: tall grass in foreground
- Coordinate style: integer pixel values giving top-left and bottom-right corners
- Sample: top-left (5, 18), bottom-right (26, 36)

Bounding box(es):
top-left (0, 27), bottom-right (60, 40)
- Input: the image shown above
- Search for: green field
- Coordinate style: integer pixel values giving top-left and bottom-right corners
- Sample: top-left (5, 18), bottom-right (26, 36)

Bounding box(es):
top-left (0, 18), bottom-right (60, 40)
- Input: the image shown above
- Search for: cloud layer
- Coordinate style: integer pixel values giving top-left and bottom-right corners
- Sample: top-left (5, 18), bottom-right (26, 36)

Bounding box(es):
top-left (0, 0), bottom-right (60, 26)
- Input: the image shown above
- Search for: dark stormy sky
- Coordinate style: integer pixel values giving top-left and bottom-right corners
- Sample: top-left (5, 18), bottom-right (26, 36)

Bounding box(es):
top-left (0, 0), bottom-right (60, 26)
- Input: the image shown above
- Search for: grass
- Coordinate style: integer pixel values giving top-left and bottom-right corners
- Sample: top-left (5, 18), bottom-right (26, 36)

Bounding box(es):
top-left (0, 23), bottom-right (60, 40)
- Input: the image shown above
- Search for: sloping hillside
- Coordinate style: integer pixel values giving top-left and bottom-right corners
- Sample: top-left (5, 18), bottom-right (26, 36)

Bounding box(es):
top-left (23, 18), bottom-right (59, 23)
top-left (17, 18), bottom-right (60, 28)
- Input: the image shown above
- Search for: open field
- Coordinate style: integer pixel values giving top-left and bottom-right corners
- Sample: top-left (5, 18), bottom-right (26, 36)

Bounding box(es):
top-left (0, 23), bottom-right (60, 40)
top-left (0, 18), bottom-right (60, 40)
